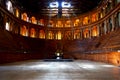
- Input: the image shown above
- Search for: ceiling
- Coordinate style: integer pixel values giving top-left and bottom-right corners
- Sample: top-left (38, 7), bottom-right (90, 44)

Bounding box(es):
top-left (16, 0), bottom-right (102, 18)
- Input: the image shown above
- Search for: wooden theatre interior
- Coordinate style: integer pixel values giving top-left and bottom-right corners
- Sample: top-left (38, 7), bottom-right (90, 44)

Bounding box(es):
top-left (0, 0), bottom-right (120, 66)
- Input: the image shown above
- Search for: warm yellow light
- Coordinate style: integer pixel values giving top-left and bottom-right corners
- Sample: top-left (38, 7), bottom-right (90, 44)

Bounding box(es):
top-left (56, 31), bottom-right (62, 40)
top-left (92, 26), bottom-right (97, 37)
top-left (83, 17), bottom-right (88, 25)
top-left (31, 16), bottom-right (37, 24)
top-left (16, 9), bottom-right (19, 18)
top-left (22, 13), bottom-right (28, 21)
top-left (39, 30), bottom-right (45, 39)
top-left (21, 25), bottom-right (28, 36)
top-left (57, 53), bottom-right (60, 56)
top-left (30, 28), bottom-right (36, 38)
top-left (5, 22), bottom-right (9, 31)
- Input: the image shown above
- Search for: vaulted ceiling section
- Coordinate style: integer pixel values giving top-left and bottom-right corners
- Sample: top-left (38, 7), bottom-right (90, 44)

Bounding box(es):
top-left (16, 0), bottom-right (102, 17)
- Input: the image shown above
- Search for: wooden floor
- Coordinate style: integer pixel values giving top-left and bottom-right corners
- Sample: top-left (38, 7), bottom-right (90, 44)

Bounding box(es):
top-left (0, 60), bottom-right (120, 80)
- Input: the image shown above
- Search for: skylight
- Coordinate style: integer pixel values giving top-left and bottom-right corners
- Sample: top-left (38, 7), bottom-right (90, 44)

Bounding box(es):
top-left (49, 2), bottom-right (59, 8)
top-left (49, 1), bottom-right (72, 17)
top-left (49, 1), bottom-right (71, 8)
top-left (62, 2), bottom-right (71, 8)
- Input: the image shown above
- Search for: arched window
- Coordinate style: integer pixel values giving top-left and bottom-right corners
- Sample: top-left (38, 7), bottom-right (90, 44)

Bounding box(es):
top-left (56, 31), bottom-right (62, 40)
top-left (48, 20), bottom-right (54, 27)
top-left (65, 20), bottom-right (71, 27)
top-left (74, 19), bottom-right (80, 27)
top-left (5, 22), bottom-right (10, 31)
top-left (30, 16), bottom-right (37, 24)
top-left (74, 30), bottom-right (80, 39)
top-left (20, 25), bottom-right (28, 36)
top-left (39, 19), bottom-right (44, 26)
top-left (39, 30), bottom-right (45, 39)
top-left (92, 13), bottom-right (97, 22)
top-left (56, 21), bottom-right (63, 27)
top-left (48, 31), bottom-right (54, 39)
top-left (21, 13), bottom-right (28, 21)
top-left (30, 28), bottom-right (36, 38)
top-left (6, 0), bottom-right (13, 13)
top-left (83, 17), bottom-right (89, 25)
top-left (16, 9), bottom-right (19, 18)
top-left (92, 26), bottom-right (98, 37)
top-left (84, 29), bottom-right (89, 38)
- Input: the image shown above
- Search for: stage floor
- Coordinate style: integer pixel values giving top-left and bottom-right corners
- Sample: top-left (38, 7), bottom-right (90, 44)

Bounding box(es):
top-left (0, 60), bottom-right (120, 80)
top-left (43, 59), bottom-right (74, 62)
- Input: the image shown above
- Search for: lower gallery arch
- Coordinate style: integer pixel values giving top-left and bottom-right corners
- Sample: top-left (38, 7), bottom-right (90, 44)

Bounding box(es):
top-left (30, 28), bottom-right (36, 38)
top-left (92, 26), bottom-right (98, 37)
top-left (56, 31), bottom-right (62, 40)
top-left (84, 28), bottom-right (90, 38)
top-left (39, 30), bottom-right (45, 39)
top-left (20, 25), bottom-right (28, 36)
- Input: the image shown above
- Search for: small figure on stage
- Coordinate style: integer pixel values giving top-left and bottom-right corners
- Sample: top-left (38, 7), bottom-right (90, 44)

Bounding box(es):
top-left (55, 49), bottom-right (63, 59)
